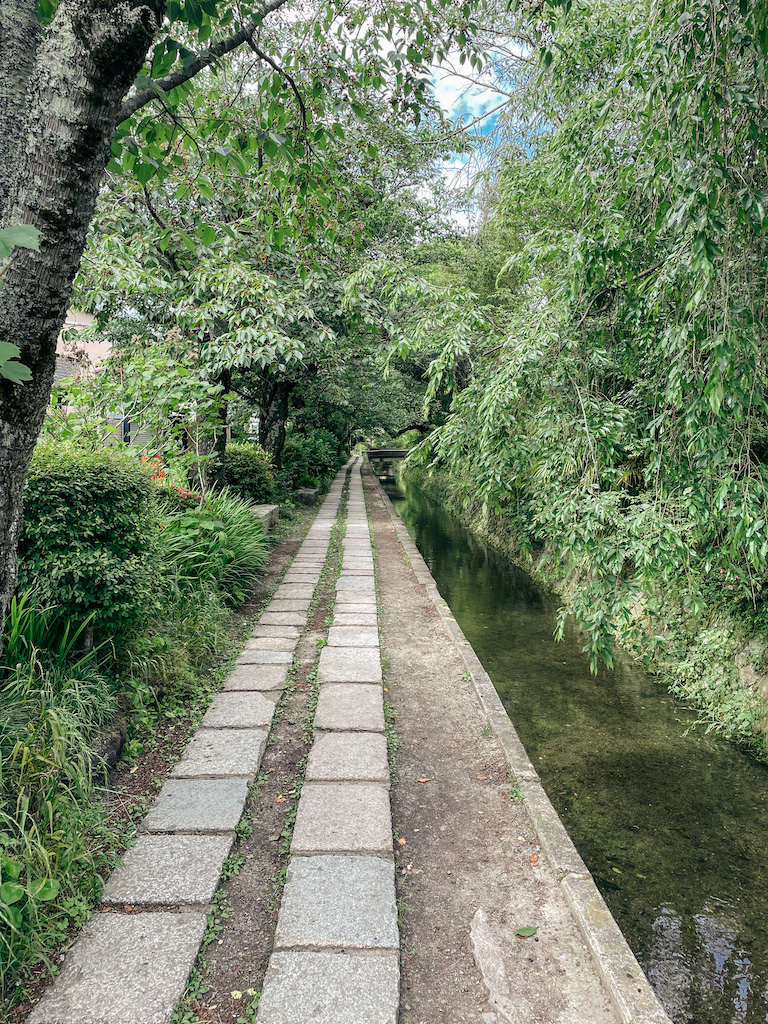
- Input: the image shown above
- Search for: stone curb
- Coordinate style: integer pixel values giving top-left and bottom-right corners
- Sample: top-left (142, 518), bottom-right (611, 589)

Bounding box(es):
top-left (371, 470), bottom-right (672, 1024)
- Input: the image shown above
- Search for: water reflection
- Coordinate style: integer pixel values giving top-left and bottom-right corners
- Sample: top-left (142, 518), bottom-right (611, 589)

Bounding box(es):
top-left (379, 466), bottom-right (768, 1024)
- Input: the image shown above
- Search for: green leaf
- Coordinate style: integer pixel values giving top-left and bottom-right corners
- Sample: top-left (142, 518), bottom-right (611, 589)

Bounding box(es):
top-left (0, 342), bottom-right (32, 384)
top-left (515, 926), bottom-right (538, 937)
top-left (37, 0), bottom-right (58, 24)
top-left (0, 858), bottom-right (22, 881)
top-left (134, 163), bottom-right (156, 185)
top-left (0, 224), bottom-right (41, 259)
top-left (0, 882), bottom-right (25, 907)
top-left (29, 878), bottom-right (60, 902)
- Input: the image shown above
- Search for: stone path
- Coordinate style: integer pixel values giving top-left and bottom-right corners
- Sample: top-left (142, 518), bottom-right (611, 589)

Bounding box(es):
top-left (255, 463), bottom-right (398, 1023)
top-left (27, 465), bottom-right (352, 1024)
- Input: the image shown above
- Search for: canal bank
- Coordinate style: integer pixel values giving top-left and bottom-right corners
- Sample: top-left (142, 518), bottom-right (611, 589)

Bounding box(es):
top-left (379, 463), bottom-right (768, 1024)
top-left (363, 464), bottom-right (669, 1024)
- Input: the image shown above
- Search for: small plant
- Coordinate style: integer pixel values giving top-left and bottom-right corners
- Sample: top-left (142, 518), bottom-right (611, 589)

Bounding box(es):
top-left (235, 817), bottom-right (253, 841)
top-left (221, 852), bottom-right (245, 880)
top-left (510, 785), bottom-right (525, 802)
top-left (384, 701), bottom-right (401, 781)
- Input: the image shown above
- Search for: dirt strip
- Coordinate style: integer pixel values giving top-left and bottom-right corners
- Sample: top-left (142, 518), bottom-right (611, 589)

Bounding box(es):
top-left (363, 465), bottom-right (624, 1024)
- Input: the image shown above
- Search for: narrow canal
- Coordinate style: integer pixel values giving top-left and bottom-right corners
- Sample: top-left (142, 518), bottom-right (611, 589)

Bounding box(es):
top-left (378, 466), bottom-right (768, 1024)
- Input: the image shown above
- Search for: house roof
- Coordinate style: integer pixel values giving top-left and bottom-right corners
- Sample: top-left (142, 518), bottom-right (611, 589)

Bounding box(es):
top-left (54, 356), bottom-right (82, 384)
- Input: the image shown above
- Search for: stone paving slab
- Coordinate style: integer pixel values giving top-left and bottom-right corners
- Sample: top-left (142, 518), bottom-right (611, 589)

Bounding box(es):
top-left (291, 783), bottom-right (392, 855)
top-left (259, 612), bottom-right (307, 626)
top-left (170, 729), bottom-right (268, 779)
top-left (256, 952), bottom-right (399, 1024)
top-left (306, 732), bottom-right (389, 784)
top-left (318, 646), bottom-right (382, 683)
top-left (281, 575), bottom-right (320, 586)
top-left (28, 912), bottom-right (208, 1024)
top-left (334, 595), bottom-right (377, 609)
top-left (237, 650), bottom-right (293, 665)
top-left (250, 624), bottom-right (300, 639)
top-left (336, 576), bottom-right (375, 592)
top-left (314, 684), bottom-right (384, 732)
top-left (245, 637), bottom-right (298, 652)
top-left (273, 585), bottom-right (315, 600)
top-left (142, 778), bottom-right (249, 832)
top-left (223, 664), bottom-right (288, 691)
top-left (333, 612), bottom-right (378, 627)
top-left (267, 599), bottom-right (311, 612)
top-left (202, 692), bottom-right (278, 729)
top-left (327, 626), bottom-right (379, 648)
top-left (102, 834), bottom-right (233, 905)
top-left (342, 558), bottom-right (374, 567)
top-left (275, 856), bottom-right (398, 951)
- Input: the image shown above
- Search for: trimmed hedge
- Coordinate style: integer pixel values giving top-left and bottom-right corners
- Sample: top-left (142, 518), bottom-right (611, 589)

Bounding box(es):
top-left (18, 441), bottom-right (157, 636)
top-left (224, 442), bottom-right (275, 503)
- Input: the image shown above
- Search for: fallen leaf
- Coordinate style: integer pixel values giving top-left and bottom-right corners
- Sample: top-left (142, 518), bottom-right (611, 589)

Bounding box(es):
top-left (268, 768), bottom-right (276, 773)
top-left (268, 835), bottom-right (280, 842)
top-left (129, 766), bottom-right (139, 774)
top-left (529, 854), bottom-right (539, 866)
top-left (276, 795), bottom-right (286, 803)
top-left (231, 991), bottom-right (243, 1000)
top-left (515, 925), bottom-right (538, 938)
top-left (412, 868), bottom-right (420, 874)
top-left (398, 838), bottom-right (406, 846)
top-left (476, 775), bottom-right (488, 780)
top-left (417, 777), bottom-right (432, 783)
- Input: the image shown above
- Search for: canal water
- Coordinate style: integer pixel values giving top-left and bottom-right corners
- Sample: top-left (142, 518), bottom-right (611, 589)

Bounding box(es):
top-left (379, 466), bottom-right (768, 1024)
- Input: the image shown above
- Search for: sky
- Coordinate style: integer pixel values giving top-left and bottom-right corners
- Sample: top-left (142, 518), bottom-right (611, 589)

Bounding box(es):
top-left (428, 58), bottom-right (507, 227)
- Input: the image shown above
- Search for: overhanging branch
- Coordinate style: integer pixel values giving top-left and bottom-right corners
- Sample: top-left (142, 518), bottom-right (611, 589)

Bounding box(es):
top-left (118, 0), bottom-right (293, 123)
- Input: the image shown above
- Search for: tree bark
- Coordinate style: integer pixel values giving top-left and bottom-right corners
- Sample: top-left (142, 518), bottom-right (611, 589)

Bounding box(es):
top-left (258, 374), bottom-right (294, 468)
top-left (0, 0), bottom-right (164, 626)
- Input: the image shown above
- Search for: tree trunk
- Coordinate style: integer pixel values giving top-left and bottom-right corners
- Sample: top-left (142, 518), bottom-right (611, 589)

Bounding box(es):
top-left (194, 367), bottom-right (231, 492)
top-left (0, 0), bottom-right (164, 626)
top-left (258, 374), bottom-right (294, 468)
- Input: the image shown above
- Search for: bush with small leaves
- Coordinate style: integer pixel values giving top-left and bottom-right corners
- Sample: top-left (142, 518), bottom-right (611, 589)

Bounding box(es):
top-left (18, 441), bottom-right (157, 637)
top-left (224, 442), bottom-right (275, 503)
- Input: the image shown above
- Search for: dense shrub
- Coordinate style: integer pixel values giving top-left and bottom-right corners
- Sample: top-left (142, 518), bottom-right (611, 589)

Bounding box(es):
top-left (18, 441), bottom-right (157, 636)
top-left (224, 442), bottom-right (274, 502)
top-left (156, 486), bottom-right (269, 606)
top-left (280, 428), bottom-right (346, 489)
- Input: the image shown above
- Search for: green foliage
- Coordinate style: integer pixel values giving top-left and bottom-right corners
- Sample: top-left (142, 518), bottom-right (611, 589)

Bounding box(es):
top-left (366, 0), bottom-right (768, 682)
top-left (0, 594), bottom-right (121, 1000)
top-left (280, 428), bottom-right (345, 489)
top-left (18, 442), bottom-right (158, 637)
top-left (0, 342), bottom-right (32, 385)
top-left (0, 224), bottom-right (40, 259)
top-left (224, 442), bottom-right (275, 503)
top-left (157, 487), bottom-right (269, 606)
